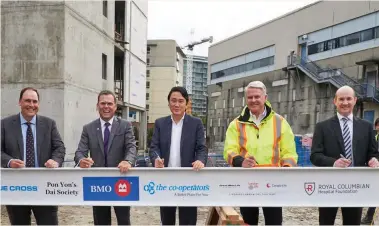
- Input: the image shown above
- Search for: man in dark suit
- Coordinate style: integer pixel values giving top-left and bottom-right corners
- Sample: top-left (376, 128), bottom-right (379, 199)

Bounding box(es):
top-left (1, 87), bottom-right (66, 225)
top-left (74, 90), bottom-right (137, 225)
top-left (149, 86), bottom-right (207, 225)
top-left (311, 85), bottom-right (379, 225)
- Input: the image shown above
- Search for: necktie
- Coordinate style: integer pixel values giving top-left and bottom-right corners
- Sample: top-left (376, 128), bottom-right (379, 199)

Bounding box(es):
top-left (103, 122), bottom-right (110, 167)
top-left (25, 122), bottom-right (35, 167)
top-left (342, 117), bottom-right (352, 160)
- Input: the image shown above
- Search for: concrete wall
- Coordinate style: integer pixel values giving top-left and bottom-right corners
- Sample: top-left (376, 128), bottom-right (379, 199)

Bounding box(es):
top-left (1, 2), bottom-right (66, 141)
top-left (127, 0), bottom-right (148, 108)
top-left (63, 3), bottom-right (115, 161)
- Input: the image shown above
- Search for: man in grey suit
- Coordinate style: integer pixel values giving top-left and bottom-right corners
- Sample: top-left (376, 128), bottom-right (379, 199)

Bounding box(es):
top-left (74, 90), bottom-right (137, 225)
top-left (1, 87), bottom-right (66, 225)
top-left (150, 86), bottom-right (207, 225)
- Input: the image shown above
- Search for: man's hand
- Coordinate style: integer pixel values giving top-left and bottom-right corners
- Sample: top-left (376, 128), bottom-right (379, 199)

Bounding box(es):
top-left (9, 159), bottom-right (25, 168)
top-left (155, 158), bottom-right (164, 168)
top-left (333, 158), bottom-right (351, 167)
top-left (118, 161), bottom-right (132, 173)
top-left (44, 159), bottom-right (59, 168)
top-left (368, 158), bottom-right (379, 168)
top-left (79, 158), bottom-right (94, 168)
top-left (192, 160), bottom-right (204, 171)
top-left (242, 157), bottom-right (257, 168)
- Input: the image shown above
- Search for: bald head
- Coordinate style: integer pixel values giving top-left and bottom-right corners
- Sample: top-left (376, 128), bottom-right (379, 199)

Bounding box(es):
top-left (335, 86), bottom-right (355, 98)
top-left (334, 86), bottom-right (357, 117)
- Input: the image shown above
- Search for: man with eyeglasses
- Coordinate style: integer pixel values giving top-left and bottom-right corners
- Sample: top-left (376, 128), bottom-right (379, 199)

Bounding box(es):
top-left (149, 86), bottom-right (207, 225)
top-left (74, 90), bottom-right (137, 225)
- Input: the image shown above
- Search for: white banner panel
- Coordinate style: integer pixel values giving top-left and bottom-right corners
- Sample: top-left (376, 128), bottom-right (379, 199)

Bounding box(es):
top-left (1, 167), bottom-right (379, 207)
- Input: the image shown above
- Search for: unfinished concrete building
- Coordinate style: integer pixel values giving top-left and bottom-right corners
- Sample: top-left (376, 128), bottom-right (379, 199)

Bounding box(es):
top-left (207, 1), bottom-right (379, 149)
top-left (1, 1), bottom-right (148, 164)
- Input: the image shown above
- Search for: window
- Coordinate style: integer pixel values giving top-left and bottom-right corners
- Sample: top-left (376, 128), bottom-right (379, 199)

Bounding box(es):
top-left (210, 56), bottom-right (274, 80)
top-left (210, 119), bottom-right (212, 127)
top-left (147, 46), bottom-right (151, 54)
top-left (360, 29), bottom-right (374, 42)
top-left (308, 26), bottom-right (379, 55)
top-left (346, 32), bottom-right (360, 45)
top-left (278, 91), bottom-right (281, 102)
top-left (146, 70), bottom-right (150, 77)
top-left (146, 104), bottom-right (149, 111)
top-left (232, 99), bottom-right (235, 108)
top-left (292, 89), bottom-right (296, 101)
top-left (214, 101), bottom-right (217, 109)
top-left (102, 54), bottom-right (107, 80)
top-left (242, 97), bottom-right (245, 106)
top-left (223, 100), bottom-right (226, 108)
top-left (218, 118), bottom-right (221, 126)
top-left (147, 58), bottom-right (150, 66)
top-left (147, 116), bottom-right (149, 121)
top-left (146, 93), bottom-right (149, 100)
top-left (103, 0), bottom-right (108, 18)
top-left (146, 81), bottom-right (150, 88)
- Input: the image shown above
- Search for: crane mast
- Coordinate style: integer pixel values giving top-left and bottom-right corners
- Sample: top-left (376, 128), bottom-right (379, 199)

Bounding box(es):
top-left (182, 34), bottom-right (213, 95)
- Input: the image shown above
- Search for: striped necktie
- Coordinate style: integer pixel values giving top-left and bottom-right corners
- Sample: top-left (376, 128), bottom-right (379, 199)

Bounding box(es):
top-left (342, 117), bottom-right (352, 160)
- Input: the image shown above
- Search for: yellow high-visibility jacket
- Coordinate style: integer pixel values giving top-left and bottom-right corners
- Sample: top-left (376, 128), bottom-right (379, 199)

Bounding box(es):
top-left (223, 101), bottom-right (298, 167)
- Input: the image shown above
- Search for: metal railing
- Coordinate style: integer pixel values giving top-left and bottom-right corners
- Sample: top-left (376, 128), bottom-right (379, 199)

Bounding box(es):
top-left (288, 54), bottom-right (379, 102)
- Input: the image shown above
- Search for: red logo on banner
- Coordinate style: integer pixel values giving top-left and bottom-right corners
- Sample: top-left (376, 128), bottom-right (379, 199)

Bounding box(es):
top-left (304, 182), bottom-right (315, 196)
top-left (115, 180), bottom-right (131, 197)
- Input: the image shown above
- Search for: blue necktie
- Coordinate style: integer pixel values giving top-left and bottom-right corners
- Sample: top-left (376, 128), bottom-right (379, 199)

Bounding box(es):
top-left (104, 122), bottom-right (110, 167)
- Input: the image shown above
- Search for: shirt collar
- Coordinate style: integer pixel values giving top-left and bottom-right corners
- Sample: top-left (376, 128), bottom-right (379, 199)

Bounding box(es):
top-left (337, 112), bottom-right (353, 121)
top-left (100, 117), bottom-right (114, 127)
top-left (250, 107), bottom-right (266, 119)
top-left (19, 113), bottom-right (36, 125)
top-left (171, 113), bottom-right (185, 124)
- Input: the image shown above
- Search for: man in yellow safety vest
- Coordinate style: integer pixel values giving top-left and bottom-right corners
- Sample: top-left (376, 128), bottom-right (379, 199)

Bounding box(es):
top-left (223, 81), bottom-right (298, 225)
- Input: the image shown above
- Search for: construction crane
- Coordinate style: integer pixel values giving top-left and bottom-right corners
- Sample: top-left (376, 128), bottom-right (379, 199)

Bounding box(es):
top-left (182, 34), bottom-right (213, 95)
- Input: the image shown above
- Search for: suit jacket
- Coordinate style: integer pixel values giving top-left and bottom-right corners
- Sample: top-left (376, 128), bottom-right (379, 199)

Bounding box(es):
top-left (149, 114), bottom-right (207, 167)
top-left (310, 115), bottom-right (379, 167)
top-left (1, 114), bottom-right (66, 168)
top-left (74, 117), bottom-right (137, 167)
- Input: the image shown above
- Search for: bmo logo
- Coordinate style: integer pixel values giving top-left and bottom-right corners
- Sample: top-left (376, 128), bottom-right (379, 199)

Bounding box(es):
top-left (115, 179), bottom-right (131, 196)
top-left (83, 177), bottom-right (139, 201)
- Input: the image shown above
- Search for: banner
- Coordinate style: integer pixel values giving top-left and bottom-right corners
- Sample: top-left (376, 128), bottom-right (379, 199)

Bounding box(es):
top-left (1, 167), bottom-right (379, 207)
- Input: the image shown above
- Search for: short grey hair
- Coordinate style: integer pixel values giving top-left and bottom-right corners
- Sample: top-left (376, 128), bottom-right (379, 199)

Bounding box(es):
top-left (244, 81), bottom-right (267, 96)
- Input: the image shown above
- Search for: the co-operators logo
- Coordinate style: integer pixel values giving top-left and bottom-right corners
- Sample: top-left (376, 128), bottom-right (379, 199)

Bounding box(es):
top-left (144, 182), bottom-right (156, 195)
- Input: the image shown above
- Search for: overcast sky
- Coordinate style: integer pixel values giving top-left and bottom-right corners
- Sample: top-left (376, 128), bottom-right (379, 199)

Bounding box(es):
top-left (148, 0), bottom-right (318, 57)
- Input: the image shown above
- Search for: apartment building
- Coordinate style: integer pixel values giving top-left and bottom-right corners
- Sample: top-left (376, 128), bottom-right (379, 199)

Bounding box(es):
top-left (184, 55), bottom-right (208, 118)
top-left (146, 40), bottom-right (186, 126)
top-left (1, 0), bottom-right (148, 162)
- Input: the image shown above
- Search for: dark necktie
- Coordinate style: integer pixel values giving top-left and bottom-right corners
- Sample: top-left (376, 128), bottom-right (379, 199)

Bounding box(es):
top-left (342, 117), bottom-right (352, 160)
top-left (103, 122), bottom-right (110, 167)
top-left (25, 122), bottom-right (35, 167)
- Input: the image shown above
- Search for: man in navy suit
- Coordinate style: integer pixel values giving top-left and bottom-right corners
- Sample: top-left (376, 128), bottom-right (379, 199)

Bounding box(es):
top-left (149, 86), bottom-right (207, 225)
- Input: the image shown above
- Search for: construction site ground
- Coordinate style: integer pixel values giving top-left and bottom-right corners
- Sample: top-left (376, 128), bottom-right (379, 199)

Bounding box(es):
top-left (1, 206), bottom-right (361, 225)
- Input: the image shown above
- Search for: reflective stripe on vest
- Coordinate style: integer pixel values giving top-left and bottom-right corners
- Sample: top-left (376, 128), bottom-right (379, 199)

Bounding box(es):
top-left (235, 113), bottom-right (282, 166)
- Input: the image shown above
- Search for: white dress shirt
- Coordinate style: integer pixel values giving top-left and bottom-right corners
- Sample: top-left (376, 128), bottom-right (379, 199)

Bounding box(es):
top-left (250, 107), bottom-right (267, 126)
top-left (168, 114), bottom-right (185, 167)
top-left (100, 117), bottom-right (114, 139)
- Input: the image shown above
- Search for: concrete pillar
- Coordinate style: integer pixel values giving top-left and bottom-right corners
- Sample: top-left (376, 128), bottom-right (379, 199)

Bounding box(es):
top-left (139, 110), bottom-right (147, 151)
top-left (122, 106), bottom-right (129, 120)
